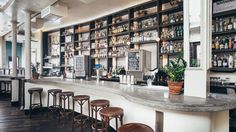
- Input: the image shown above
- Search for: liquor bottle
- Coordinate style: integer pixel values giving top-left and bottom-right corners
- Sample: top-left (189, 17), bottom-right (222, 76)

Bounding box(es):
top-left (213, 55), bottom-right (217, 67)
top-left (234, 17), bottom-right (236, 30)
top-left (212, 41), bottom-right (215, 50)
top-left (234, 35), bottom-right (236, 49)
top-left (219, 18), bottom-right (223, 32)
top-left (228, 17), bottom-right (233, 30)
top-left (220, 38), bottom-right (224, 50)
top-left (169, 41), bottom-right (174, 53)
top-left (229, 55), bottom-right (234, 68)
top-left (217, 57), bottom-right (223, 67)
top-left (222, 56), bottom-right (228, 68)
top-left (223, 19), bottom-right (227, 31)
top-left (229, 37), bottom-right (233, 49)
top-left (215, 18), bottom-right (219, 32)
top-left (224, 37), bottom-right (229, 49)
top-left (215, 37), bottom-right (220, 50)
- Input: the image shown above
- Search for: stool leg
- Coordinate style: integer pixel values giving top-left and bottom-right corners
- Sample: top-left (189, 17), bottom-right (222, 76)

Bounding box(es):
top-left (29, 93), bottom-right (32, 118)
top-left (72, 100), bottom-right (75, 131)
top-left (120, 115), bottom-right (123, 126)
top-left (95, 108), bottom-right (97, 132)
top-left (80, 101), bottom-right (83, 132)
top-left (47, 92), bottom-right (49, 118)
top-left (115, 117), bottom-right (118, 130)
top-left (88, 99), bottom-right (90, 121)
top-left (39, 92), bottom-right (43, 116)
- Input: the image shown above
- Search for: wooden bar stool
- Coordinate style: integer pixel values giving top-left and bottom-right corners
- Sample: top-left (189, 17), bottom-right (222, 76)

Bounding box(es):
top-left (59, 91), bottom-right (74, 123)
top-left (72, 95), bottom-right (90, 131)
top-left (99, 107), bottom-right (124, 132)
top-left (28, 87), bottom-right (43, 118)
top-left (90, 99), bottom-right (110, 132)
top-left (118, 123), bottom-right (154, 132)
top-left (47, 89), bottom-right (62, 117)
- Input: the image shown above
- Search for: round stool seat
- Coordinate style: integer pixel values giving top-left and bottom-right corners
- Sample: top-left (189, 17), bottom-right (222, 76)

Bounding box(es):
top-left (100, 107), bottom-right (123, 118)
top-left (28, 88), bottom-right (43, 94)
top-left (73, 95), bottom-right (89, 101)
top-left (118, 123), bottom-right (154, 132)
top-left (60, 91), bottom-right (74, 96)
top-left (48, 89), bottom-right (62, 94)
top-left (91, 99), bottom-right (110, 107)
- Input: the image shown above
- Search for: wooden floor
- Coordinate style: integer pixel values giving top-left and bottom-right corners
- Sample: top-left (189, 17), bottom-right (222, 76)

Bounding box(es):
top-left (0, 94), bottom-right (114, 132)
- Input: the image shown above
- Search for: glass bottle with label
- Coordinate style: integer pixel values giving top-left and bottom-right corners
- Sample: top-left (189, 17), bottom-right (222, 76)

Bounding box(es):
top-left (234, 17), bottom-right (236, 30)
top-left (219, 18), bottom-right (223, 32)
top-left (234, 35), bottom-right (236, 49)
top-left (217, 57), bottom-right (223, 67)
top-left (228, 17), bottom-right (233, 30)
top-left (220, 38), bottom-right (224, 50)
top-left (224, 37), bottom-right (229, 49)
top-left (215, 37), bottom-right (220, 50)
top-left (229, 55), bottom-right (234, 68)
top-left (215, 18), bottom-right (219, 32)
top-left (213, 55), bottom-right (217, 67)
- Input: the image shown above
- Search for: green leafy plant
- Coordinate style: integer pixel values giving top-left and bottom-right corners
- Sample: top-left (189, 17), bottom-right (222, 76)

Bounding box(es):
top-left (163, 52), bottom-right (187, 82)
top-left (31, 62), bottom-right (40, 75)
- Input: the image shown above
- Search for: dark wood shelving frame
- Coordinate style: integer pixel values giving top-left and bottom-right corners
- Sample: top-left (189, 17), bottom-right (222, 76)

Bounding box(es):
top-left (43, 0), bottom-right (184, 77)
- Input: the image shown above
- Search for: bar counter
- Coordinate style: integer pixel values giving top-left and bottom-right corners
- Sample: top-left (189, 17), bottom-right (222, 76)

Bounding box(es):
top-left (25, 78), bottom-right (236, 132)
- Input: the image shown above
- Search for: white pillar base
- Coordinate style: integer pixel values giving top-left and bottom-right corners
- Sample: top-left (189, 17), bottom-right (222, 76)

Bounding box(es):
top-left (11, 79), bottom-right (19, 103)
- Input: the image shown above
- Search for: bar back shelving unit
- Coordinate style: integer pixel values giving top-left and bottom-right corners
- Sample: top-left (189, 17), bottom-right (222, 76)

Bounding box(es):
top-left (42, 0), bottom-right (184, 78)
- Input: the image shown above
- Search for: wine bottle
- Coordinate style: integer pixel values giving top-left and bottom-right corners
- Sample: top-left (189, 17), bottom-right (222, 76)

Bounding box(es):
top-left (228, 17), bottom-right (233, 30)
top-left (215, 18), bottom-right (219, 32)
top-left (219, 18), bottom-right (223, 32)
top-left (229, 55), bottom-right (234, 68)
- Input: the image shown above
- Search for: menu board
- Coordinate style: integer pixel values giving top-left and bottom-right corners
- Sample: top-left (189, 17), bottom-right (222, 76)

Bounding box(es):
top-left (128, 52), bottom-right (140, 71)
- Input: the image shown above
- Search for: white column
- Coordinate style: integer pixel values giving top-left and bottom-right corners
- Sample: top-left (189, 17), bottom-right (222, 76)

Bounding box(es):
top-left (39, 30), bottom-right (43, 75)
top-left (183, 0), bottom-right (211, 98)
top-left (24, 10), bottom-right (31, 80)
top-left (0, 37), bottom-right (3, 68)
top-left (11, 21), bottom-right (17, 77)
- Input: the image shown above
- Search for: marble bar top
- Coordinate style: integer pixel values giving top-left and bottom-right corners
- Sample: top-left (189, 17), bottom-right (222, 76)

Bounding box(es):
top-left (28, 78), bottom-right (236, 112)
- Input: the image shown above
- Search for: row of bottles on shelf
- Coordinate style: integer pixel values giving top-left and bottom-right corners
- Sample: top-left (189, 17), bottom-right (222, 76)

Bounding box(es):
top-left (49, 35), bottom-right (60, 44)
top-left (91, 40), bottom-right (108, 49)
top-left (212, 36), bottom-right (236, 50)
top-left (91, 49), bottom-right (108, 58)
top-left (91, 29), bottom-right (107, 39)
top-left (109, 24), bottom-right (128, 34)
top-left (110, 35), bottom-right (129, 46)
top-left (62, 29), bottom-right (74, 36)
top-left (78, 33), bottom-right (90, 41)
top-left (112, 15), bottom-right (128, 24)
top-left (160, 25), bottom-right (183, 39)
top-left (131, 17), bottom-right (158, 31)
top-left (131, 31), bottom-right (158, 43)
top-left (160, 41), bottom-right (183, 54)
top-left (134, 6), bottom-right (157, 18)
top-left (108, 47), bottom-right (127, 57)
top-left (95, 20), bottom-right (107, 29)
top-left (162, 12), bottom-right (183, 25)
top-left (213, 17), bottom-right (236, 33)
top-left (212, 54), bottom-right (236, 68)
top-left (76, 42), bottom-right (90, 50)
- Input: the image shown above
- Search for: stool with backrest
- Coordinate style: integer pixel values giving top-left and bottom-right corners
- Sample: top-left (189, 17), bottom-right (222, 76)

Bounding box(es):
top-left (99, 107), bottom-right (124, 132)
top-left (47, 89), bottom-right (62, 117)
top-left (90, 99), bottom-right (110, 132)
top-left (72, 95), bottom-right (90, 131)
top-left (59, 91), bottom-right (74, 125)
top-left (28, 87), bottom-right (43, 118)
top-left (117, 123), bottom-right (154, 132)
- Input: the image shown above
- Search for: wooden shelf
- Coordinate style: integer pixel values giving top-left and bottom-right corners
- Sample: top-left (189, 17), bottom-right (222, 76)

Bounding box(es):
top-left (213, 9), bottom-right (236, 18)
top-left (108, 19), bottom-right (129, 26)
top-left (159, 21), bottom-right (183, 28)
top-left (108, 31), bottom-right (129, 37)
top-left (90, 36), bottom-right (107, 40)
top-left (131, 40), bottom-right (157, 45)
top-left (159, 5), bottom-right (183, 15)
top-left (210, 67), bottom-right (236, 73)
top-left (161, 37), bottom-right (183, 41)
top-left (90, 26), bottom-right (107, 31)
top-left (114, 44), bottom-right (128, 47)
top-left (79, 40), bottom-right (90, 43)
top-left (212, 30), bottom-right (236, 36)
top-left (160, 52), bottom-right (181, 56)
top-left (131, 12), bottom-right (158, 21)
top-left (212, 49), bottom-right (236, 53)
top-left (96, 47), bottom-right (107, 50)
top-left (130, 26), bottom-right (158, 33)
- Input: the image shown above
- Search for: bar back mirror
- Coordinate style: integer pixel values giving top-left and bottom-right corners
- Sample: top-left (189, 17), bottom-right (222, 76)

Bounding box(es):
top-left (190, 41), bottom-right (200, 67)
top-left (188, 0), bottom-right (201, 68)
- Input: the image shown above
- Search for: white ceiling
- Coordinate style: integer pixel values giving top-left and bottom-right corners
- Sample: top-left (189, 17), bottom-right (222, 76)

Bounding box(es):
top-left (0, 0), bottom-right (150, 37)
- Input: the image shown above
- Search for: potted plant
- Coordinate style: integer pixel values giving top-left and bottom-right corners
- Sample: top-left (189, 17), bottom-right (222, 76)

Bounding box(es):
top-left (31, 62), bottom-right (40, 80)
top-left (163, 53), bottom-right (187, 95)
